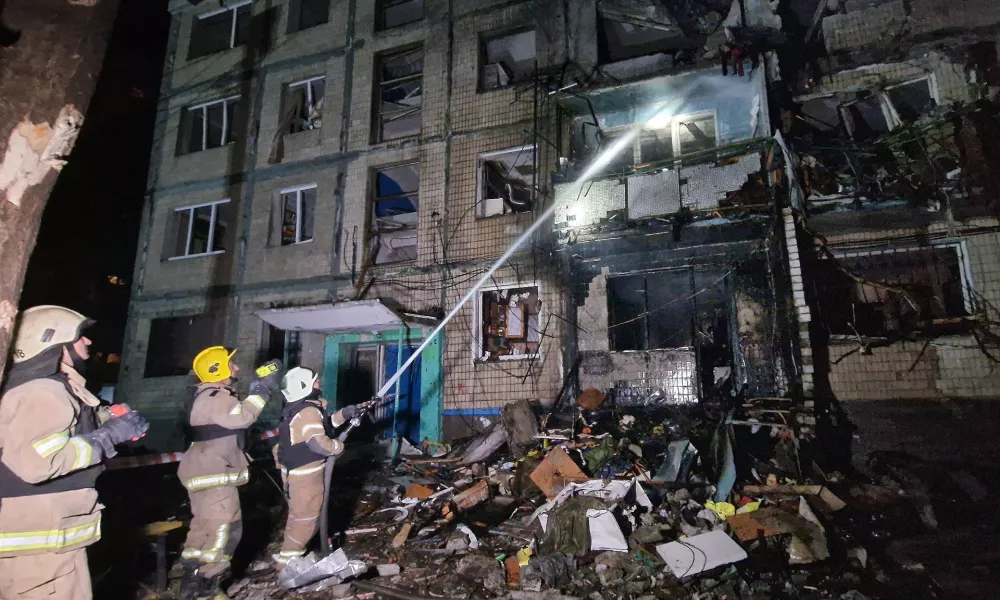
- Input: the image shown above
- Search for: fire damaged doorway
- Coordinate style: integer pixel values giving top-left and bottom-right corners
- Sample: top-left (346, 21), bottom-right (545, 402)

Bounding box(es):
top-left (340, 342), bottom-right (422, 441)
top-left (607, 267), bottom-right (734, 401)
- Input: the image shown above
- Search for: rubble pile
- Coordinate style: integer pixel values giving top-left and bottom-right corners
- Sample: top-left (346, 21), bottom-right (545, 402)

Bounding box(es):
top-left (215, 396), bottom-right (953, 600)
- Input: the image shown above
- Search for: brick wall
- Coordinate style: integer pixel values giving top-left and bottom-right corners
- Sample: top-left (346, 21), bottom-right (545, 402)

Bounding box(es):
top-left (806, 52), bottom-right (972, 105)
top-left (822, 219), bottom-right (1000, 401)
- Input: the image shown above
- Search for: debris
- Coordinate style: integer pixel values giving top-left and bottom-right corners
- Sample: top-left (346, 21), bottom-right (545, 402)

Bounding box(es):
top-left (460, 423), bottom-right (508, 464)
top-left (726, 507), bottom-right (797, 541)
top-left (277, 549), bottom-right (367, 590)
top-left (501, 399), bottom-right (540, 457)
top-left (392, 522), bottom-right (413, 548)
top-left (586, 508), bottom-right (628, 552)
top-left (577, 388), bottom-right (606, 411)
top-left (521, 553), bottom-right (576, 592)
top-left (456, 554), bottom-right (507, 595)
top-left (376, 564), bottom-right (401, 577)
top-left (530, 447), bottom-right (590, 499)
top-left (655, 530), bottom-right (749, 578)
top-left (453, 480), bottom-right (490, 510)
top-left (405, 484), bottom-right (434, 500)
top-left (504, 556), bottom-right (521, 590)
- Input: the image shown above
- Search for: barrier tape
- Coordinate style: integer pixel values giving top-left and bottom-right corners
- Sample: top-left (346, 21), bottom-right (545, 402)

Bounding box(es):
top-left (106, 428), bottom-right (279, 471)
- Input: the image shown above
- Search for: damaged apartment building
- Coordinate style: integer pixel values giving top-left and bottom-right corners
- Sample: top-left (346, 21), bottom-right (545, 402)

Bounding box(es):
top-left (118, 0), bottom-right (1000, 459)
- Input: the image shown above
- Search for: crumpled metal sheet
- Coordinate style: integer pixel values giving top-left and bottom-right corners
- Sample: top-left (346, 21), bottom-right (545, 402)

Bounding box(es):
top-left (278, 549), bottom-right (367, 590)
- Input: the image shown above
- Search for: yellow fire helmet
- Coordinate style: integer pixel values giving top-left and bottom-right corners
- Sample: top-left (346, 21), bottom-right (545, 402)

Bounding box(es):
top-left (193, 346), bottom-right (237, 383)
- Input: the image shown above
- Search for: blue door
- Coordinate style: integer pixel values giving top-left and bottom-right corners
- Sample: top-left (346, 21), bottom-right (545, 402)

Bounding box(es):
top-left (382, 344), bottom-right (422, 441)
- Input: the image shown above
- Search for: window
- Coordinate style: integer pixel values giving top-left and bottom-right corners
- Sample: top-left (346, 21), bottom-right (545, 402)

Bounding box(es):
top-left (608, 269), bottom-right (728, 351)
top-left (477, 146), bottom-right (536, 217)
top-left (188, 1), bottom-right (251, 60)
top-left (840, 93), bottom-right (889, 141)
top-left (285, 77), bottom-right (325, 133)
top-left (885, 78), bottom-right (937, 125)
top-left (179, 96), bottom-right (242, 154)
top-left (370, 163), bottom-right (419, 264)
top-left (168, 200), bottom-right (230, 259)
top-left (144, 314), bottom-right (226, 378)
top-left (476, 284), bottom-right (542, 361)
top-left (375, 46), bottom-right (423, 142)
top-left (816, 245), bottom-right (972, 337)
top-left (596, 112), bottom-right (718, 173)
top-left (274, 184), bottom-right (316, 246)
top-left (287, 0), bottom-right (329, 33)
top-left (839, 79), bottom-right (938, 140)
top-left (377, 0), bottom-right (423, 31)
top-left (597, 17), bottom-right (684, 64)
top-left (480, 30), bottom-right (536, 91)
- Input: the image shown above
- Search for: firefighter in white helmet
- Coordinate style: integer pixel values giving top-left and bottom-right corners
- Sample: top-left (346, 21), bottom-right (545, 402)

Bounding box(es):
top-left (177, 347), bottom-right (281, 600)
top-left (271, 366), bottom-right (362, 567)
top-left (0, 305), bottom-right (149, 600)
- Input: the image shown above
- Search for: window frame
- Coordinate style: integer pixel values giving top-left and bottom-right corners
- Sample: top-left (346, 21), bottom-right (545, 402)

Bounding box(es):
top-left (373, 45), bottom-right (424, 143)
top-left (475, 144), bottom-right (537, 218)
top-left (276, 183), bottom-right (317, 246)
top-left (168, 199), bottom-right (230, 261)
top-left (189, 0), bottom-right (252, 59)
top-left (600, 111), bottom-right (720, 169)
top-left (286, 76), bottom-right (326, 134)
top-left (181, 95), bottom-right (241, 154)
top-left (472, 281), bottom-right (543, 363)
top-left (369, 162), bottom-right (420, 264)
top-left (478, 28), bottom-right (537, 92)
top-left (287, 0), bottom-right (331, 34)
top-left (823, 241), bottom-right (974, 339)
top-left (881, 76), bottom-right (939, 129)
top-left (376, 0), bottom-right (424, 31)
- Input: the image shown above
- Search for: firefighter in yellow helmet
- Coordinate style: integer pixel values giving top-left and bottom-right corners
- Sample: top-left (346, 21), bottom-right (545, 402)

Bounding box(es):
top-left (0, 306), bottom-right (149, 600)
top-left (177, 347), bottom-right (281, 600)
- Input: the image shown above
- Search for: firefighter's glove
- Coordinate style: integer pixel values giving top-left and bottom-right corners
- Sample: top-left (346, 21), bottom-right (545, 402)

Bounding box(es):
top-left (81, 411), bottom-right (150, 459)
top-left (250, 359), bottom-right (282, 396)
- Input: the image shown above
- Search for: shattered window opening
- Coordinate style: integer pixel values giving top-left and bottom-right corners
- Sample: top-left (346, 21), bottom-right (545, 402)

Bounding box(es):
top-left (480, 30), bottom-right (536, 92)
top-left (476, 284), bottom-right (542, 361)
top-left (817, 244), bottom-right (973, 338)
top-left (597, 17), bottom-right (683, 64)
top-left (675, 113), bottom-right (718, 155)
top-left (275, 184), bottom-right (316, 246)
top-left (188, 1), bottom-right (251, 60)
top-left (608, 269), bottom-right (729, 352)
top-left (377, 0), bottom-right (423, 31)
top-left (885, 78), bottom-right (938, 126)
top-left (286, 76), bottom-right (326, 134)
top-left (145, 314), bottom-right (226, 378)
top-left (287, 0), bottom-right (330, 33)
top-left (179, 96), bottom-right (241, 154)
top-left (375, 46), bottom-right (423, 142)
top-left (477, 145), bottom-right (536, 218)
top-left (596, 113), bottom-right (719, 173)
top-left (168, 200), bottom-right (230, 260)
top-left (840, 93), bottom-right (889, 141)
top-left (371, 163), bottom-right (419, 264)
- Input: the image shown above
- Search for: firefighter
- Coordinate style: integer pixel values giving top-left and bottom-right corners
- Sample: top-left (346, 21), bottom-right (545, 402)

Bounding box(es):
top-left (0, 305), bottom-right (150, 600)
top-left (177, 347), bottom-right (281, 600)
top-left (272, 367), bottom-right (362, 568)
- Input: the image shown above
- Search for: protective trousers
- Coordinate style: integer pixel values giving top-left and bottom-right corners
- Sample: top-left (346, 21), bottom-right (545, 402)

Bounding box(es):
top-left (275, 467), bottom-right (325, 566)
top-left (181, 486), bottom-right (242, 578)
top-left (0, 547), bottom-right (90, 600)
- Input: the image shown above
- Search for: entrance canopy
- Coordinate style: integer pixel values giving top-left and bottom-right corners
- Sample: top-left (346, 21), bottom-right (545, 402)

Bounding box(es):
top-left (256, 300), bottom-right (434, 334)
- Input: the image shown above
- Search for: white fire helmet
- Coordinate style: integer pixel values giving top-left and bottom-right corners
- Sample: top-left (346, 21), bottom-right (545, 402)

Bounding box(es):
top-left (281, 366), bottom-right (318, 402)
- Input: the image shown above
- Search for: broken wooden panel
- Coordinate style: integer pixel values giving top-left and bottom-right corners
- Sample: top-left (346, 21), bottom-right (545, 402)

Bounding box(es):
top-left (453, 480), bottom-right (490, 511)
top-left (530, 447), bottom-right (589, 499)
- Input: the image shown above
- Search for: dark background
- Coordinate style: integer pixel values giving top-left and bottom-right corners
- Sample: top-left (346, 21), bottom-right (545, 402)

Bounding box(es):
top-left (19, 0), bottom-right (169, 385)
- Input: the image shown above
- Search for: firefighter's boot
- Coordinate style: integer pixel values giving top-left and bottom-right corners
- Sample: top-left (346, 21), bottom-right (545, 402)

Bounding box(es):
top-left (177, 561), bottom-right (201, 600)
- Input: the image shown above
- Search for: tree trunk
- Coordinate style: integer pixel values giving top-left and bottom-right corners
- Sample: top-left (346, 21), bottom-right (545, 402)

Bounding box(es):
top-left (0, 0), bottom-right (121, 378)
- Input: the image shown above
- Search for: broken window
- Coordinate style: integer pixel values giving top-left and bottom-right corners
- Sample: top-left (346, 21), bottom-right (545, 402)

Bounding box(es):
top-left (477, 285), bottom-right (542, 361)
top-left (675, 113), bottom-right (717, 155)
top-left (608, 269), bottom-right (729, 351)
top-left (597, 17), bottom-right (682, 64)
top-left (188, 1), bottom-right (251, 60)
top-left (274, 184), bottom-right (316, 246)
top-left (287, 0), bottom-right (330, 33)
top-left (816, 245), bottom-right (972, 337)
top-left (885, 78), bottom-right (937, 125)
top-left (169, 200), bottom-right (230, 259)
top-left (840, 93), bottom-right (889, 141)
top-left (638, 128), bottom-right (674, 164)
top-left (480, 30), bottom-right (536, 91)
top-left (377, 0), bottom-right (423, 31)
top-left (371, 163), bottom-right (419, 264)
top-left (375, 46), bottom-right (423, 142)
top-left (179, 96), bottom-right (242, 154)
top-left (477, 146), bottom-right (536, 217)
top-left (145, 314), bottom-right (226, 377)
top-left (285, 76), bottom-right (325, 133)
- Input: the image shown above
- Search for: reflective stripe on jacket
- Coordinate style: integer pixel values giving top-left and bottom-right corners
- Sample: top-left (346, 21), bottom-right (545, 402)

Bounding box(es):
top-left (0, 375), bottom-right (105, 557)
top-left (178, 383), bottom-right (266, 491)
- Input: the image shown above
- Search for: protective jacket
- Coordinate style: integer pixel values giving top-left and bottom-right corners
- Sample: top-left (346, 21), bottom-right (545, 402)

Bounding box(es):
top-left (275, 398), bottom-right (345, 477)
top-left (0, 362), bottom-right (106, 557)
top-left (177, 382), bottom-right (266, 492)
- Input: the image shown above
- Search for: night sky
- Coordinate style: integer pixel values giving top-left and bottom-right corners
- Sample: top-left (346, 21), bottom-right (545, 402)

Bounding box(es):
top-left (19, 0), bottom-right (169, 382)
